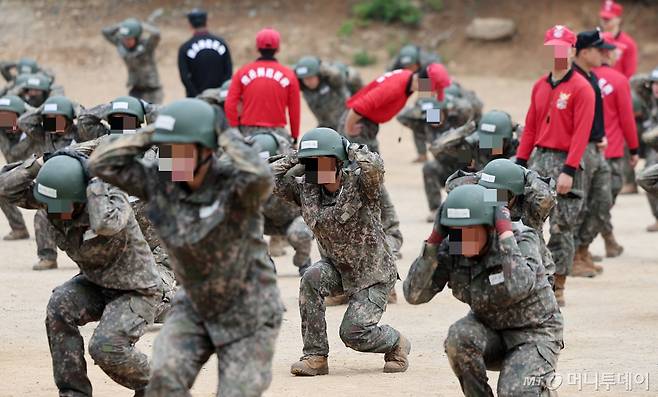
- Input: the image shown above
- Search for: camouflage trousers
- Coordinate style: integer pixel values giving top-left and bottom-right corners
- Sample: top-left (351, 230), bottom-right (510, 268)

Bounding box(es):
top-left (638, 149), bottom-right (658, 220)
top-left (46, 274), bottom-right (164, 396)
top-left (129, 86), bottom-right (163, 105)
top-left (147, 290), bottom-right (282, 397)
top-left (299, 260), bottom-right (399, 357)
top-left (444, 313), bottom-right (561, 397)
top-left (35, 209), bottom-right (57, 261)
top-left (381, 186), bottom-right (403, 255)
top-left (599, 157), bottom-right (625, 236)
top-left (529, 148), bottom-right (585, 276)
top-left (338, 110), bottom-right (380, 154)
top-left (0, 196), bottom-right (26, 231)
top-left (239, 126), bottom-right (292, 145)
top-left (622, 147), bottom-right (636, 186)
top-left (403, 118), bottom-right (432, 156)
top-left (268, 216), bottom-right (314, 270)
top-left (576, 144), bottom-right (613, 247)
top-left (423, 158), bottom-right (459, 211)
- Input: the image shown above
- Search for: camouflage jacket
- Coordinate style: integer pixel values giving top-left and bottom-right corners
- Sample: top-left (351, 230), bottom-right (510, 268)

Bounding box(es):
top-left (263, 138), bottom-right (300, 235)
top-left (102, 23), bottom-right (161, 89)
top-left (301, 63), bottom-right (350, 130)
top-left (272, 144), bottom-right (397, 294)
top-left (18, 105), bottom-right (81, 154)
top-left (76, 101), bottom-right (160, 142)
top-left (0, 126), bottom-right (40, 163)
top-left (89, 129), bottom-right (283, 344)
top-left (0, 154), bottom-right (162, 291)
top-left (404, 222), bottom-right (561, 347)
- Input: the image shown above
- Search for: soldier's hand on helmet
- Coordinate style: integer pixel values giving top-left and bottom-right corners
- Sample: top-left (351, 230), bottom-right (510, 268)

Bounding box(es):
top-left (556, 172), bottom-right (573, 195)
top-left (494, 206), bottom-right (513, 239)
top-left (427, 204), bottom-right (449, 246)
top-left (346, 141), bottom-right (365, 162)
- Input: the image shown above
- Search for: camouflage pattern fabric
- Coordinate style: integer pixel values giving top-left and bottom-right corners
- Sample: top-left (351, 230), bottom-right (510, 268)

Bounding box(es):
top-left (18, 105), bottom-right (77, 153)
top-left (338, 110), bottom-right (380, 154)
top-left (300, 63), bottom-right (351, 130)
top-left (575, 144), bottom-right (613, 247)
top-left (422, 159), bottom-right (458, 211)
top-left (529, 148), bottom-right (585, 276)
top-left (34, 208), bottom-right (57, 261)
top-left (0, 195), bottom-right (26, 231)
top-left (600, 157), bottom-right (625, 235)
top-left (381, 186), bottom-right (403, 256)
top-left (404, 223), bottom-right (563, 396)
top-left (638, 149), bottom-right (658, 220)
top-left (102, 23), bottom-right (163, 103)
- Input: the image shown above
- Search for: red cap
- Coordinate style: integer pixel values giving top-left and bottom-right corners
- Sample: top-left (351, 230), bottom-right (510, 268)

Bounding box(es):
top-left (543, 25), bottom-right (577, 47)
top-left (426, 63), bottom-right (451, 101)
top-left (602, 31), bottom-right (625, 50)
top-left (600, 0), bottom-right (623, 19)
top-left (256, 28), bottom-right (280, 50)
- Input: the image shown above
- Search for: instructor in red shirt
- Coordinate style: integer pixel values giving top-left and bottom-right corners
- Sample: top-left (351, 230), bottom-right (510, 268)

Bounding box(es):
top-left (225, 27), bottom-right (301, 143)
top-left (516, 25), bottom-right (595, 306)
top-left (340, 63), bottom-right (450, 154)
top-left (599, 0), bottom-right (638, 79)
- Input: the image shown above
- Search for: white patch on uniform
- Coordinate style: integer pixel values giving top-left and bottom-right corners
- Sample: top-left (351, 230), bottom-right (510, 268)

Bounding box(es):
top-left (480, 123), bottom-right (496, 133)
top-left (296, 66), bottom-right (308, 75)
top-left (447, 208), bottom-right (470, 218)
top-left (19, 132), bottom-right (27, 141)
top-left (0, 98), bottom-right (10, 106)
top-left (480, 173), bottom-right (496, 183)
top-left (155, 115), bottom-right (176, 131)
top-left (300, 140), bottom-right (318, 149)
top-left (28, 78), bottom-right (40, 86)
top-left (44, 103), bottom-right (58, 112)
top-left (319, 85), bottom-right (330, 95)
top-left (119, 27), bottom-right (130, 35)
top-left (421, 102), bottom-right (434, 111)
top-left (199, 199), bottom-right (220, 219)
top-left (259, 151), bottom-right (270, 159)
top-left (123, 129), bottom-right (137, 134)
top-left (489, 272), bottom-right (505, 285)
top-left (112, 101), bottom-right (129, 110)
top-left (37, 184), bottom-right (57, 198)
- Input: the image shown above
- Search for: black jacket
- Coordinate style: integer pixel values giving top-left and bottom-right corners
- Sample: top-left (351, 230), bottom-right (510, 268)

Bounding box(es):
top-left (178, 31), bottom-right (232, 97)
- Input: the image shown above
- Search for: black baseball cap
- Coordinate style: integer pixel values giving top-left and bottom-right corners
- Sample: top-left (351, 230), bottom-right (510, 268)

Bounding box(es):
top-left (187, 8), bottom-right (207, 28)
top-left (576, 29), bottom-right (616, 50)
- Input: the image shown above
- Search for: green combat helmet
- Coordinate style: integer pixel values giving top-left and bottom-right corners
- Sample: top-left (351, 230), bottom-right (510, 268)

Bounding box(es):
top-left (17, 58), bottom-right (39, 75)
top-left (295, 56), bottom-right (321, 79)
top-left (476, 110), bottom-right (513, 149)
top-left (108, 96), bottom-right (145, 120)
top-left (397, 44), bottom-right (420, 68)
top-left (251, 133), bottom-right (279, 159)
top-left (119, 18), bottom-right (143, 39)
top-left (218, 80), bottom-right (231, 104)
top-left (34, 155), bottom-right (88, 213)
top-left (42, 96), bottom-right (75, 120)
top-left (444, 82), bottom-right (463, 98)
top-left (440, 184), bottom-right (495, 227)
top-left (418, 97), bottom-right (444, 123)
top-left (478, 158), bottom-right (525, 196)
top-left (298, 127), bottom-right (347, 161)
top-left (151, 98), bottom-right (218, 149)
top-left (22, 73), bottom-right (52, 92)
top-left (0, 95), bottom-right (27, 115)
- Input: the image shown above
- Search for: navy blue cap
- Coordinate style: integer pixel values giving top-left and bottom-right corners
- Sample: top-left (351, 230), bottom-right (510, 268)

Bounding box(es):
top-left (187, 8), bottom-right (207, 28)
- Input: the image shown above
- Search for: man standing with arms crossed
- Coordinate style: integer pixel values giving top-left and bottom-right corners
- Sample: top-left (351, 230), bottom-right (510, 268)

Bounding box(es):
top-left (225, 28), bottom-right (301, 145)
top-left (516, 25), bottom-right (595, 306)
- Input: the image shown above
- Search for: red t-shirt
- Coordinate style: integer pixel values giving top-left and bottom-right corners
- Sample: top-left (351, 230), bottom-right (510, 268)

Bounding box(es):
top-left (346, 69), bottom-right (413, 124)
top-left (516, 69), bottom-right (595, 174)
top-left (225, 59), bottom-right (301, 139)
top-left (612, 31), bottom-right (638, 79)
top-left (593, 65), bottom-right (639, 159)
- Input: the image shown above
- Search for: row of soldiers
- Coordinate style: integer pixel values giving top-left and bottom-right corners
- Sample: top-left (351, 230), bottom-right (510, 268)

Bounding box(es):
top-left (0, 17), bottom-right (657, 397)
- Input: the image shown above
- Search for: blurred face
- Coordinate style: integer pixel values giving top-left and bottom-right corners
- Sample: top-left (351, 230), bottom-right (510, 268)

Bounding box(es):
top-left (448, 225), bottom-right (489, 257)
top-left (600, 17), bottom-right (620, 33)
top-left (302, 76), bottom-right (320, 90)
top-left (547, 45), bottom-right (574, 71)
top-left (579, 47), bottom-right (603, 68)
top-left (302, 156), bottom-right (337, 185)
top-left (43, 115), bottom-right (69, 134)
top-left (46, 202), bottom-right (84, 221)
top-left (121, 37), bottom-right (137, 49)
top-left (23, 89), bottom-right (47, 107)
top-left (158, 143), bottom-right (198, 182)
top-left (108, 113), bottom-right (139, 133)
top-left (403, 63), bottom-right (420, 72)
top-left (0, 111), bottom-right (19, 132)
top-left (652, 82), bottom-right (658, 99)
top-left (601, 48), bottom-right (617, 66)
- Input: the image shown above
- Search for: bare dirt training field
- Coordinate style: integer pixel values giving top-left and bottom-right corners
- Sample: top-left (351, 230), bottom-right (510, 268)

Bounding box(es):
top-left (1, 66), bottom-right (658, 396)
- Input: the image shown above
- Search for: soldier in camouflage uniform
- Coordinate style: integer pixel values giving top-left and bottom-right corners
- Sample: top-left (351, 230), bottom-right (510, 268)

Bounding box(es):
top-left (4, 72), bottom-right (64, 107)
top-left (294, 56), bottom-right (356, 131)
top-left (397, 97), bottom-right (445, 163)
top-left (387, 44), bottom-right (441, 73)
top-left (18, 95), bottom-right (84, 270)
top-left (634, 68), bottom-right (658, 231)
top-left (0, 58), bottom-right (55, 97)
top-left (89, 98), bottom-right (284, 397)
top-left (0, 146), bottom-right (170, 397)
top-left (251, 131), bottom-right (314, 275)
top-left (102, 18), bottom-right (163, 104)
top-left (0, 95), bottom-right (34, 240)
top-left (423, 110), bottom-right (519, 222)
top-left (404, 184), bottom-right (563, 396)
top-left (272, 128), bottom-right (410, 376)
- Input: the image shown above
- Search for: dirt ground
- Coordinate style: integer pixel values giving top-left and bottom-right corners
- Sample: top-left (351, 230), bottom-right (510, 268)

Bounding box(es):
top-left (1, 63), bottom-right (658, 396)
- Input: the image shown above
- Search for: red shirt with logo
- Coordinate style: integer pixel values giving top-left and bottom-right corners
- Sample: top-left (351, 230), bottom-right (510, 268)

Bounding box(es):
top-left (516, 69), bottom-right (595, 174)
top-left (593, 65), bottom-right (639, 159)
top-left (225, 59), bottom-right (301, 139)
top-left (347, 69), bottom-right (413, 124)
top-left (612, 31), bottom-right (638, 79)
